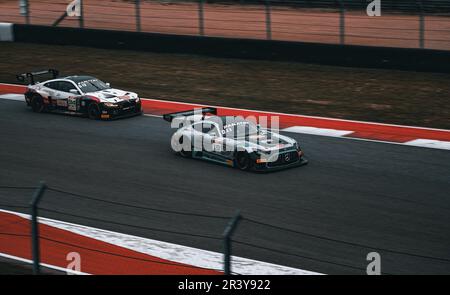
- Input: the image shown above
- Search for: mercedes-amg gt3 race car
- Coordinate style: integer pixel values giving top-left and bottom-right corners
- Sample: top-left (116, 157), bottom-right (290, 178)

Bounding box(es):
top-left (17, 69), bottom-right (142, 120)
top-left (164, 108), bottom-right (308, 172)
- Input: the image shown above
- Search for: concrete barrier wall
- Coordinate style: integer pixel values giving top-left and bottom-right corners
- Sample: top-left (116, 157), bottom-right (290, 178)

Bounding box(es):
top-left (9, 24), bottom-right (450, 73)
top-left (0, 23), bottom-right (14, 42)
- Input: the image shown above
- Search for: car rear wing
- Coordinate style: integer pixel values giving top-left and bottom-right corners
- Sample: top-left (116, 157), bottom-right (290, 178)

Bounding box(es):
top-left (163, 107), bottom-right (217, 123)
top-left (16, 69), bottom-right (59, 85)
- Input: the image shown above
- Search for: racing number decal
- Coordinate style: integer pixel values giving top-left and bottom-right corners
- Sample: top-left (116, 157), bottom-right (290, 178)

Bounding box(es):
top-left (67, 97), bottom-right (77, 111)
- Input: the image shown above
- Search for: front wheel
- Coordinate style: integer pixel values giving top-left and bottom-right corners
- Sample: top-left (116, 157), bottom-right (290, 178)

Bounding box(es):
top-left (236, 152), bottom-right (252, 171)
top-left (87, 103), bottom-right (100, 120)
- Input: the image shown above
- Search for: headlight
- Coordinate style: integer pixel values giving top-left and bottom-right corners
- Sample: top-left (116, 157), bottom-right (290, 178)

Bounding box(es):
top-left (104, 102), bottom-right (118, 108)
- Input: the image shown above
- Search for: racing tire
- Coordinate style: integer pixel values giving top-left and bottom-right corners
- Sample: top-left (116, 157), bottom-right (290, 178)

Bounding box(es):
top-left (236, 152), bottom-right (252, 171)
top-left (30, 95), bottom-right (45, 113)
top-left (179, 135), bottom-right (192, 158)
top-left (135, 103), bottom-right (143, 115)
top-left (87, 103), bottom-right (101, 120)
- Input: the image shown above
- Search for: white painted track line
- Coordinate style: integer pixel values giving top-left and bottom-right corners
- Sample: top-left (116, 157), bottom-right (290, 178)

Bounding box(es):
top-left (0, 252), bottom-right (89, 275)
top-left (0, 94), bottom-right (24, 101)
top-left (282, 126), bottom-right (354, 137)
top-left (404, 139), bottom-right (450, 150)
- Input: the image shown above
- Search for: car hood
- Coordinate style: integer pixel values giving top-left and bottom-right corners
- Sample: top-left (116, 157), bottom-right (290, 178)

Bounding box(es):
top-left (233, 131), bottom-right (297, 151)
top-left (85, 88), bottom-right (138, 103)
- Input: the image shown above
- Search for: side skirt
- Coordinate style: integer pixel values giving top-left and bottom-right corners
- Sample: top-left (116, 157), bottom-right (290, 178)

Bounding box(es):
top-left (193, 151), bottom-right (234, 167)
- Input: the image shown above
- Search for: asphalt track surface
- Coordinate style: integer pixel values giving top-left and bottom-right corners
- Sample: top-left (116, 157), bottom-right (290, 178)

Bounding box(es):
top-left (0, 257), bottom-right (62, 275)
top-left (0, 99), bottom-right (449, 274)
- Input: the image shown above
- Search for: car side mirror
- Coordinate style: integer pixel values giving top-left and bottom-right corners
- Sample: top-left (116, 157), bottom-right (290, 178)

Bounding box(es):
top-left (106, 83), bottom-right (111, 87)
top-left (69, 89), bottom-right (79, 94)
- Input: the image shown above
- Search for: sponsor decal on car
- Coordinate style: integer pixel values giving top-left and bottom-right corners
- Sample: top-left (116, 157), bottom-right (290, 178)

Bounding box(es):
top-left (57, 99), bottom-right (68, 107)
top-left (68, 97), bottom-right (77, 111)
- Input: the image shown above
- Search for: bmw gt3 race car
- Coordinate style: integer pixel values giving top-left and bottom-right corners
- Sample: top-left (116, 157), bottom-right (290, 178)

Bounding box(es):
top-left (164, 108), bottom-right (308, 172)
top-left (17, 69), bottom-right (142, 120)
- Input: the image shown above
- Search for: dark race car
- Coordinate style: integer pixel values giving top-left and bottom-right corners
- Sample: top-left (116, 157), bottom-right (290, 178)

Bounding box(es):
top-left (17, 69), bottom-right (142, 120)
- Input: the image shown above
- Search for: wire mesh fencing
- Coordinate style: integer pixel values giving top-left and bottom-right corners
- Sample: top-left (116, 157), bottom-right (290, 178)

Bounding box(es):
top-left (0, 0), bottom-right (449, 50)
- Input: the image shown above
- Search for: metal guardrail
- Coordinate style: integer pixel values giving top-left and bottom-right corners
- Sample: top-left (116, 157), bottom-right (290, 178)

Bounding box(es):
top-left (1, 0), bottom-right (450, 50)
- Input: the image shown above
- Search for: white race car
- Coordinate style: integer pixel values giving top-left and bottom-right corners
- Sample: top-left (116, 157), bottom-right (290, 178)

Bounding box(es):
top-left (18, 69), bottom-right (142, 120)
top-left (164, 108), bottom-right (308, 172)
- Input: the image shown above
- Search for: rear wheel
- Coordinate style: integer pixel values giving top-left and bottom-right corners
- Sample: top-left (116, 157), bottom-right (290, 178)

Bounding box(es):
top-left (88, 103), bottom-right (100, 120)
top-left (179, 135), bottom-right (192, 158)
top-left (30, 95), bottom-right (45, 113)
top-left (236, 152), bottom-right (252, 171)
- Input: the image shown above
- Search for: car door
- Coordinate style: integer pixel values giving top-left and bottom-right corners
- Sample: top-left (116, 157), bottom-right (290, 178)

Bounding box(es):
top-left (54, 81), bottom-right (80, 112)
top-left (41, 81), bottom-right (59, 107)
top-left (190, 122), bottom-right (206, 153)
top-left (190, 122), bottom-right (216, 154)
top-left (201, 123), bottom-right (230, 161)
top-left (43, 80), bottom-right (68, 110)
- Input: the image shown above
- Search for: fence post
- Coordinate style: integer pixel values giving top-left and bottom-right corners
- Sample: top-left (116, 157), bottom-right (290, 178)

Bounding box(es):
top-left (264, 0), bottom-right (272, 40)
top-left (223, 210), bottom-right (241, 275)
top-left (418, 0), bottom-right (425, 49)
top-left (79, 0), bottom-right (84, 28)
top-left (19, 0), bottom-right (30, 25)
top-left (30, 181), bottom-right (47, 275)
top-left (135, 0), bottom-right (141, 32)
top-left (338, 0), bottom-right (345, 45)
top-left (198, 0), bottom-right (205, 36)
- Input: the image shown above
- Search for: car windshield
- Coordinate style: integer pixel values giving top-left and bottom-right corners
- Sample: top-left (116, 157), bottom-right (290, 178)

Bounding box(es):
top-left (222, 121), bottom-right (258, 138)
top-left (77, 79), bottom-right (109, 93)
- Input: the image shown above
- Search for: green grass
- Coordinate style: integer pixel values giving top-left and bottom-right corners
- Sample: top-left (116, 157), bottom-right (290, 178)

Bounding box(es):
top-left (1, 42), bottom-right (449, 129)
